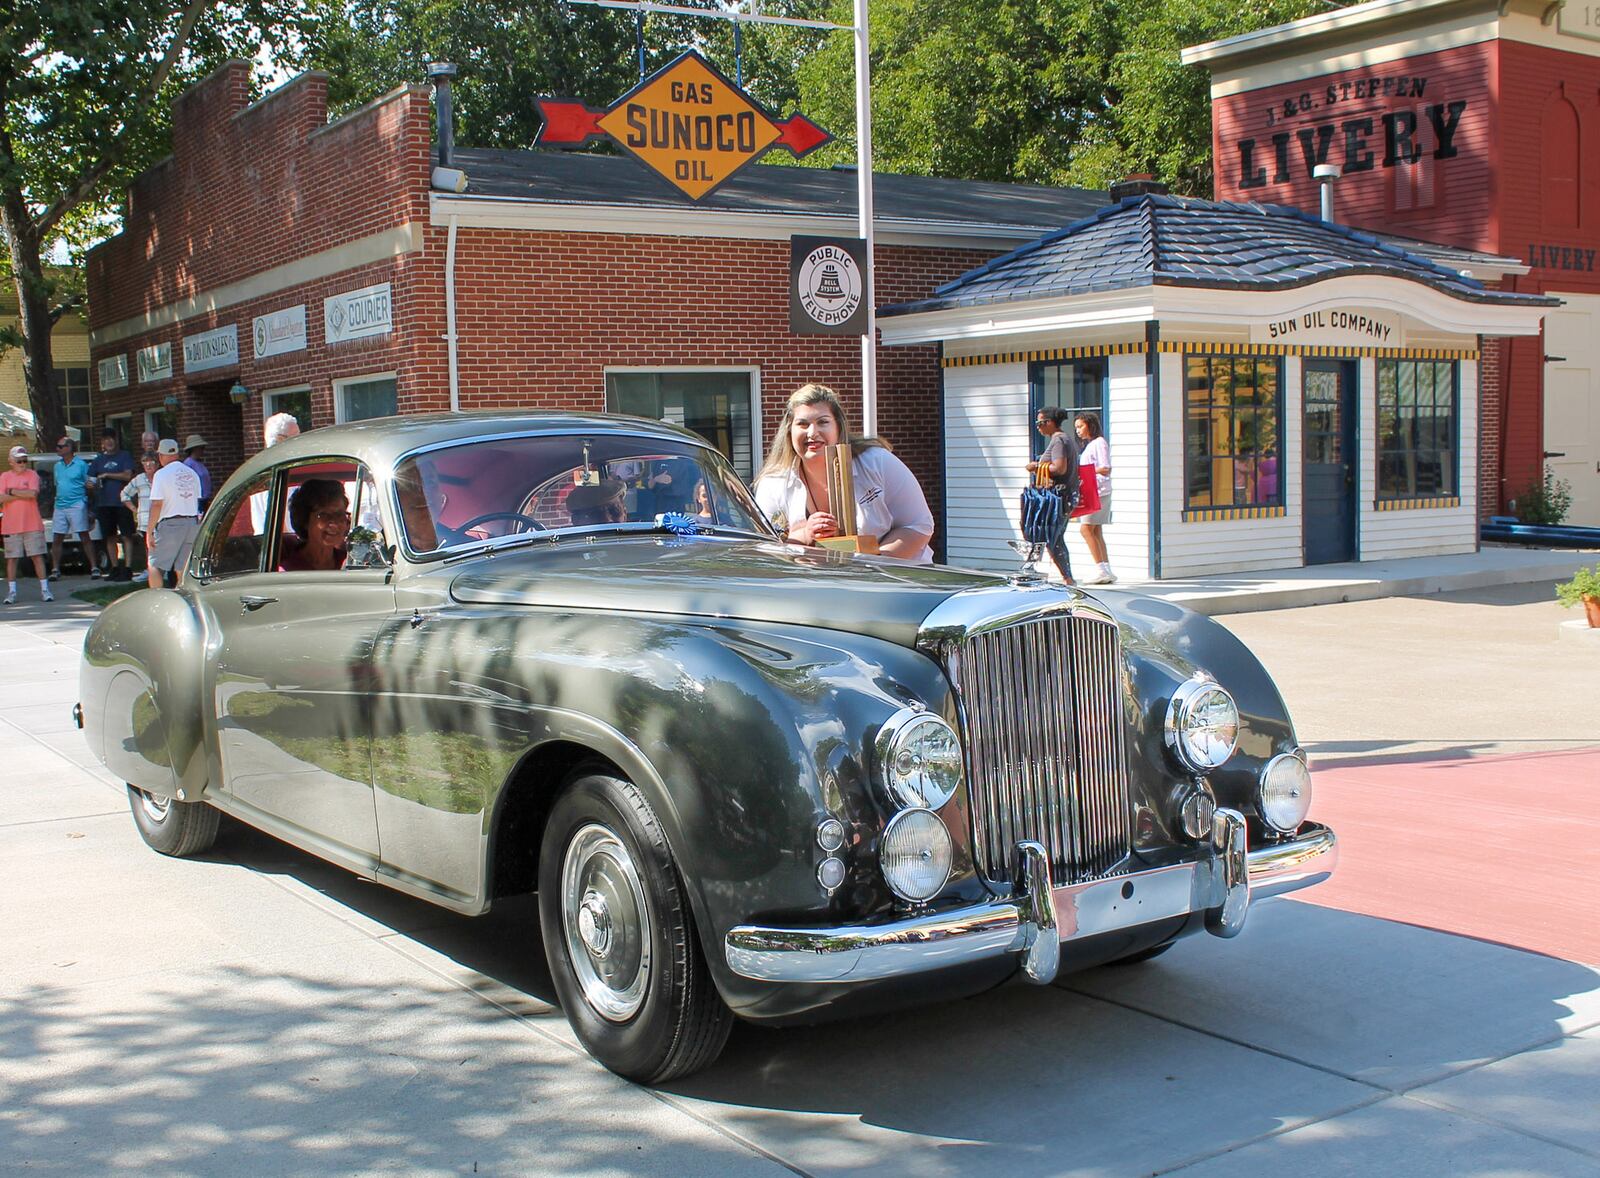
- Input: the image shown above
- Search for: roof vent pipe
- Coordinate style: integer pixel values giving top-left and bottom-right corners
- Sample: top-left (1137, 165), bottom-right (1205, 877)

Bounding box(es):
top-left (1313, 162), bottom-right (1342, 222)
top-left (426, 61), bottom-right (458, 168)
top-left (1108, 173), bottom-right (1169, 204)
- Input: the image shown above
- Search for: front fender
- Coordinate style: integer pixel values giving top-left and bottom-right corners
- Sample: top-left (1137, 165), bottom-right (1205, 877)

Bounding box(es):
top-left (80, 589), bottom-right (208, 798)
top-left (1093, 591), bottom-right (1299, 818)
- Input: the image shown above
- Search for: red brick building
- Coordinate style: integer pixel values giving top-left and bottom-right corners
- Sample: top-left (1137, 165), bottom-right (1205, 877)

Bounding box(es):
top-left (1186, 0), bottom-right (1600, 525)
top-left (86, 61), bottom-right (1102, 553)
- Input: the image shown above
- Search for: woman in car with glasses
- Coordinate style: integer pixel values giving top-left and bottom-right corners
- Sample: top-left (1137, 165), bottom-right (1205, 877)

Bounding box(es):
top-left (279, 479), bottom-right (351, 572)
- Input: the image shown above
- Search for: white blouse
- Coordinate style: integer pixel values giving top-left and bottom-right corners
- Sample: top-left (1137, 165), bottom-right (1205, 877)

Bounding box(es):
top-left (754, 446), bottom-right (935, 564)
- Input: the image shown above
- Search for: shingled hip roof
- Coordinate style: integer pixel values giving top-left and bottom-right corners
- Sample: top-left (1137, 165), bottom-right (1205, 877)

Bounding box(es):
top-left (880, 194), bottom-right (1558, 316)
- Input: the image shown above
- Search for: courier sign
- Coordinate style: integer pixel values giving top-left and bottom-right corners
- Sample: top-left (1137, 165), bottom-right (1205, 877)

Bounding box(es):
top-left (534, 50), bottom-right (831, 199)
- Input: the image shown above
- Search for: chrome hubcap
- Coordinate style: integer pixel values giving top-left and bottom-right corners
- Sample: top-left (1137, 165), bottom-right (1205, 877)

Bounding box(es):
top-left (561, 824), bottom-right (651, 1022)
top-left (137, 789), bottom-right (170, 823)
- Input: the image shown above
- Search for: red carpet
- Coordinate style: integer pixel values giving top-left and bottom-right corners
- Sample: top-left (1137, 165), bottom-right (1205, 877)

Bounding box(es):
top-left (1299, 747), bottom-right (1600, 965)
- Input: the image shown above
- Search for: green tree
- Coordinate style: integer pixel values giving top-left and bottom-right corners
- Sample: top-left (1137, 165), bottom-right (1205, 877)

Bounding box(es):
top-left (0, 1), bottom-right (303, 446)
top-left (301, 0), bottom-right (725, 150)
top-left (792, 0), bottom-right (1328, 193)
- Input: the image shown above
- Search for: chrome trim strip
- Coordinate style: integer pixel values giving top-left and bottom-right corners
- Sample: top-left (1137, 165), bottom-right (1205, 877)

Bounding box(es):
top-left (723, 823), bottom-right (1336, 983)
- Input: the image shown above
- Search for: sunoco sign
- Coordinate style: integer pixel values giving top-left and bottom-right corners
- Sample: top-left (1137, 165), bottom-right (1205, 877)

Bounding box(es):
top-left (534, 50), bottom-right (831, 200)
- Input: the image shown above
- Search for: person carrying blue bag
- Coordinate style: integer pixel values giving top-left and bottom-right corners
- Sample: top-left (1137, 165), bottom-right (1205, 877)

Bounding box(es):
top-left (1023, 407), bottom-right (1080, 583)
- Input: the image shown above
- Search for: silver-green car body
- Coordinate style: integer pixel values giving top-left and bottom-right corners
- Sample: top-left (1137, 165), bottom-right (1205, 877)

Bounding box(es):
top-left (80, 412), bottom-right (1335, 1080)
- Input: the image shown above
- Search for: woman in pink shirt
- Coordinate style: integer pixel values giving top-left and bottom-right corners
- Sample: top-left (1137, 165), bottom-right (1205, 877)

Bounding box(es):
top-left (0, 446), bottom-right (53, 603)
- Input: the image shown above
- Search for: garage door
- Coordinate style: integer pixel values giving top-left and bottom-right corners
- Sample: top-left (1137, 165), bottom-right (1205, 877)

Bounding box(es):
top-left (1543, 293), bottom-right (1600, 527)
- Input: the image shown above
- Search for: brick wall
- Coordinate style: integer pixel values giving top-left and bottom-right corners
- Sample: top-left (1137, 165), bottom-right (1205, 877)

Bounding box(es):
top-left (88, 61), bottom-right (433, 489)
top-left (1210, 43), bottom-right (1496, 252)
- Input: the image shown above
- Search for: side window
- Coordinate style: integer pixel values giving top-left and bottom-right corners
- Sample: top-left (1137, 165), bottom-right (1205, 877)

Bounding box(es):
top-left (277, 459), bottom-right (389, 573)
top-left (197, 474), bottom-right (272, 579)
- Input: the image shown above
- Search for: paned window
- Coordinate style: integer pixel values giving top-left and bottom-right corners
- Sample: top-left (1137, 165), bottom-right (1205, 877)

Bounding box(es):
top-left (144, 408), bottom-right (176, 443)
top-left (1376, 359), bottom-right (1457, 499)
top-left (606, 370), bottom-right (756, 477)
top-left (1183, 355), bottom-right (1283, 509)
top-left (264, 386), bottom-right (313, 434)
top-left (54, 367), bottom-right (91, 436)
top-left (1030, 357), bottom-right (1107, 426)
top-left (335, 375), bottom-right (397, 423)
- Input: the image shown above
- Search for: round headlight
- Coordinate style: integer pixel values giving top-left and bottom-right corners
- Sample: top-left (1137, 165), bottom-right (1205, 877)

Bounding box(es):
top-left (1165, 677), bottom-right (1239, 772)
top-left (876, 708), bottom-right (963, 810)
top-left (880, 808), bottom-right (952, 903)
top-left (1259, 752), bottom-right (1313, 832)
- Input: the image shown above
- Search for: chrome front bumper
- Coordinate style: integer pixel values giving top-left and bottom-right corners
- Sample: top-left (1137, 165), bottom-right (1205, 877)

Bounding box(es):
top-left (724, 812), bottom-right (1336, 985)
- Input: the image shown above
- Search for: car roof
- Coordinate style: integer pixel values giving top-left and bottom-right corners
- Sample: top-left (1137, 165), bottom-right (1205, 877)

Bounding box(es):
top-left (229, 410), bottom-right (717, 484)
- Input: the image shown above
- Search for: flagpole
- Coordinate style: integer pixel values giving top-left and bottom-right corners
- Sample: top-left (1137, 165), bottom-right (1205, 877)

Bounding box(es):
top-left (853, 0), bottom-right (877, 436)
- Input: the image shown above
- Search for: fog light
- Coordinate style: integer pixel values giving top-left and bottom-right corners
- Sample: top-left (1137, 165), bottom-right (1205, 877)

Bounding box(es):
top-left (880, 808), bottom-right (951, 903)
top-left (1178, 782), bottom-right (1216, 840)
top-left (816, 817), bottom-right (845, 853)
top-left (1259, 752), bottom-right (1313, 832)
top-left (817, 856), bottom-right (846, 892)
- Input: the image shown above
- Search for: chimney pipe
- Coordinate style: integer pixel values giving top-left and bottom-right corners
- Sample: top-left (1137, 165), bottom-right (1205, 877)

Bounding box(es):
top-left (1313, 162), bottom-right (1342, 222)
top-left (1108, 173), bottom-right (1169, 204)
top-left (426, 62), bottom-right (458, 168)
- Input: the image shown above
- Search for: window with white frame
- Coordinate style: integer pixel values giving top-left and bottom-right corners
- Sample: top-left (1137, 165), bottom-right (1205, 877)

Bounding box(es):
top-left (144, 407), bottom-right (177, 445)
top-left (103, 413), bottom-right (133, 449)
top-left (334, 374), bottom-right (397, 423)
top-left (264, 385), bottom-right (313, 434)
top-left (605, 369), bottom-right (757, 477)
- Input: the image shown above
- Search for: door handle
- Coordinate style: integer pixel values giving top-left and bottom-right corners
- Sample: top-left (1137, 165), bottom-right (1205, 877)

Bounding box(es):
top-left (1544, 451), bottom-right (1567, 459)
top-left (239, 595), bottom-right (278, 614)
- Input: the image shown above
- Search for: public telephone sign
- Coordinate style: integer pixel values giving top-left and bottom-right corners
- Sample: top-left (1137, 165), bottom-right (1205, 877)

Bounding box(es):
top-left (534, 50), bottom-right (832, 200)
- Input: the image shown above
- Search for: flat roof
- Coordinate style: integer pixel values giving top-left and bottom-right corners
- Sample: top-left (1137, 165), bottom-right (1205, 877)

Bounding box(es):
top-left (1181, 0), bottom-right (1490, 67)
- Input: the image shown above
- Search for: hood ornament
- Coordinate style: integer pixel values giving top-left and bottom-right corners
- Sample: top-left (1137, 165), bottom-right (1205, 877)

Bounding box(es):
top-left (1007, 540), bottom-right (1048, 584)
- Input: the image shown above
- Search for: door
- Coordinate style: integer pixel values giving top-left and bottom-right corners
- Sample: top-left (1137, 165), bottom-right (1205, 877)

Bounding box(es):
top-left (194, 460), bottom-right (392, 866)
top-left (1303, 359), bottom-right (1357, 565)
top-left (1542, 295), bottom-right (1600, 526)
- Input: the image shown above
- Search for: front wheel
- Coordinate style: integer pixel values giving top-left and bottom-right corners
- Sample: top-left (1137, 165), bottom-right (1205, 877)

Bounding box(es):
top-left (538, 769), bottom-right (732, 1084)
top-left (127, 785), bottom-right (220, 857)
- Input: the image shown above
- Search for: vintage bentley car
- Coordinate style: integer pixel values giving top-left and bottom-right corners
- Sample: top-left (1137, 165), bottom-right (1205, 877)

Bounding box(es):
top-left (79, 413), bottom-right (1335, 1083)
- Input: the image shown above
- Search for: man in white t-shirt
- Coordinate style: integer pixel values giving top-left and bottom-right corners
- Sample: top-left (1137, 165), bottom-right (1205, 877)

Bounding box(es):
top-left (147, 439), bottom-right (203, 588)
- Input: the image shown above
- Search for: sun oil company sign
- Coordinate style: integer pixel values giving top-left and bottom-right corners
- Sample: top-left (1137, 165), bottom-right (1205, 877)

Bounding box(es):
top-left (325, 283), bottom-right (392, 346)
top-left (790, 236), bottom-right (868, 336)
top-left (254, 305), bottom-right (307, 359)
top-left (1249, 307), bottom-right (1400, 346)
top-left (534, 50), bottom-right (832, 200)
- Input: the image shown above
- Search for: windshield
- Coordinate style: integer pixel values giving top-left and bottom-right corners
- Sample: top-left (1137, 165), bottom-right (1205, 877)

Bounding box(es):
top-left (392, 432), bottom-right (773, 557)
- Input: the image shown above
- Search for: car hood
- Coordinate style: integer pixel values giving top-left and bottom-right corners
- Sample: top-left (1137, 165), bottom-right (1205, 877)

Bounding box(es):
top-left (446, 536), bottom-right (1001, 647)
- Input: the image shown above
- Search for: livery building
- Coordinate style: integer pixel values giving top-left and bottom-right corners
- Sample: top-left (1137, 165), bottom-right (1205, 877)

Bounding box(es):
top-left (1186, 0), bottom-right (1600, 525)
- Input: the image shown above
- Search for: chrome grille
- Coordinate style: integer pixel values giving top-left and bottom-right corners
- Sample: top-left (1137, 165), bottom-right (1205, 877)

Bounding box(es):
top-left (942, 610), bottom-right (1131, 886)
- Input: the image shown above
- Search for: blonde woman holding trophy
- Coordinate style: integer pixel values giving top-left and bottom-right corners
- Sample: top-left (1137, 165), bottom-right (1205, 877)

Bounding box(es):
top-left (753, 383), bottom-right (934, 563)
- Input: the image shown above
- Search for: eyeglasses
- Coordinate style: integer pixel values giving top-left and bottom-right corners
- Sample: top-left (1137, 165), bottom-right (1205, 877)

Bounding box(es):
top-left (55, 443), bottom-right (71, 449)
top-left (313, 510), bottom-right (352, 524)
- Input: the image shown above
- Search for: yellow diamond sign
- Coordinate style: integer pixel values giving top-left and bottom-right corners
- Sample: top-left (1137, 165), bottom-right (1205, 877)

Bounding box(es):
top-left (534, 50), bottom-right (833, 201)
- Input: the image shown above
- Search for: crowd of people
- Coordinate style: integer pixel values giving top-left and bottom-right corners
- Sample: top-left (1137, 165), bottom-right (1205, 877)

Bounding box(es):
top-left (0, 389), bottom-right (1118, 600)
top-left (0, 427), bottom-right (214, 601)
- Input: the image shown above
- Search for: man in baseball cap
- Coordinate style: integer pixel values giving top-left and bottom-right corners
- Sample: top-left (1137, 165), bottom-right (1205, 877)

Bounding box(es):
top-left (146, 440), bottom-right (202, 588)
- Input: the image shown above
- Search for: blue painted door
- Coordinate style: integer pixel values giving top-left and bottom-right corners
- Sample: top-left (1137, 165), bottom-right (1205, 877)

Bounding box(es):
top-left (1303, 360), bottom-right (1356, 565)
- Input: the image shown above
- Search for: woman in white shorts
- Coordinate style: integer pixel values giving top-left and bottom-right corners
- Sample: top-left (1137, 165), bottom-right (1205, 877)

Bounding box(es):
top-left (1074, 412), bottom-right (1115, 584)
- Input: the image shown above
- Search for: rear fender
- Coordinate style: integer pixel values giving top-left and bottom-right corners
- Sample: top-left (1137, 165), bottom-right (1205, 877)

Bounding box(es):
top-left (80, 590), bottom-right (208, 799)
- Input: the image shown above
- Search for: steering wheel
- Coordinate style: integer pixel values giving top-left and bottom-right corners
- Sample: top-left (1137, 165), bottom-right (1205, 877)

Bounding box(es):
top-left (444, 511), bottom-right (546, 542)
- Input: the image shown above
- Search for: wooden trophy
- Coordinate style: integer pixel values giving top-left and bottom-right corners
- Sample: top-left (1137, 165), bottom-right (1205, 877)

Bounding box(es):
top-left (816, 443), bottom-right (879, 554)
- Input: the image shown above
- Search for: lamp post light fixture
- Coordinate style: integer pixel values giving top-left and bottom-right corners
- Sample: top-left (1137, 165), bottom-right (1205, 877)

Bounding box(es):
top-left (228, 382), bottom-right (249, 406)
top-left (162, 392), bottom-right (181, 412)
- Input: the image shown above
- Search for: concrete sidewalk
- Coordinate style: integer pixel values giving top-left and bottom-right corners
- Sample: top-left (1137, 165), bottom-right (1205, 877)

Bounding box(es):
top-left (1122, 545), bottom-right (1597, 616)
top-left (4, 601), bottom-right (1599, 1175)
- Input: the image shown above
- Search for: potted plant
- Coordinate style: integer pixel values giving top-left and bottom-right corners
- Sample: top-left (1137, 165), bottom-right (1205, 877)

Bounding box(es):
top-left (1555, 562), bottom-right (1600, 628)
